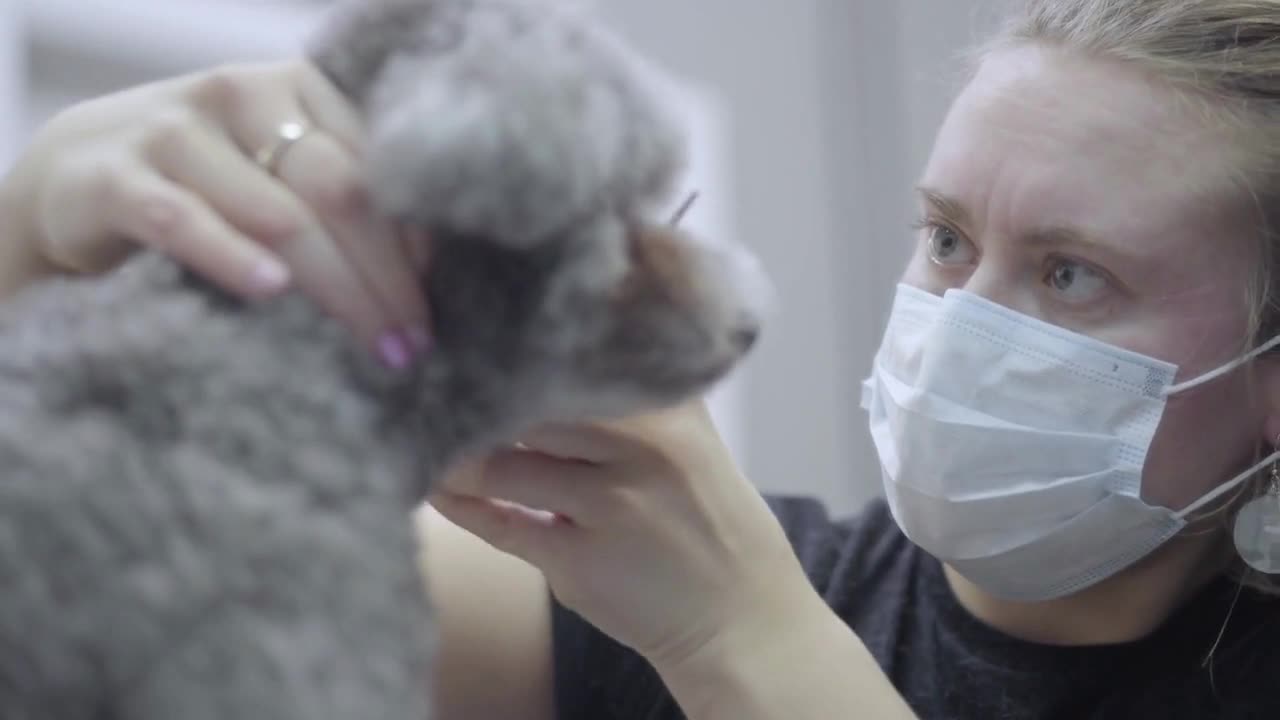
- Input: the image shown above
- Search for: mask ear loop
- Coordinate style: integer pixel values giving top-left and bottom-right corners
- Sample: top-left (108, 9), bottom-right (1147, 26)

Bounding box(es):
top-left (1163, 333), bottom-right (1280, 396)
top-left (1232, 434), bottom-right (1280, 574)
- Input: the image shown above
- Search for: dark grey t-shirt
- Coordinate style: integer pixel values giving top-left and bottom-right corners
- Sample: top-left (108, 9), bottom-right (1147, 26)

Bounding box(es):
top-left (551, 495), bottom-right (1280, 719)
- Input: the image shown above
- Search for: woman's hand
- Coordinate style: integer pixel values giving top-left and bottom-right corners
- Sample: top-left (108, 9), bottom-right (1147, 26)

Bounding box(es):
top-left (433, 402), bottom-right (920, 720)
top-left (0, 60), bottom-right (429, 366)
top-left (431, 400), bottom-right (819, 672)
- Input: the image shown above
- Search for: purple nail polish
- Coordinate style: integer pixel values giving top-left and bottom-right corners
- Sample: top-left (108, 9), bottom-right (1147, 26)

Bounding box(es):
top-left (378, 333), bottom-right (412, 370)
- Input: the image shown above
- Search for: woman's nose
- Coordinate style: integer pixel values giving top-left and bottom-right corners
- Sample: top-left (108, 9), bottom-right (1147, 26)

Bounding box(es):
top-left (958, 260), bottom-right (1034, 316)
top-left (900, 242), bottom-right (1032, 314)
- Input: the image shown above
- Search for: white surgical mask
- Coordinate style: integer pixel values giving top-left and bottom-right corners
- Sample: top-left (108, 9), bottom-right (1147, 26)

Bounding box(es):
top-left (859, 283), bottom-right (1280, 602)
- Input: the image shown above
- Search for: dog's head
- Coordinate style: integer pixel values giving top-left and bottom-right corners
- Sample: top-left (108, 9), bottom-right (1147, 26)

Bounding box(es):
top-left (544, 220), bottom-right (769, 419)
top-left (310, 0), bottom-right (772, 425)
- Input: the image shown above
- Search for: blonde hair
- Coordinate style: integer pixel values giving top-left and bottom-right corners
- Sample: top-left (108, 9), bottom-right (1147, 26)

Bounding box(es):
top-left (980, 0), bottom-right (1280, 593)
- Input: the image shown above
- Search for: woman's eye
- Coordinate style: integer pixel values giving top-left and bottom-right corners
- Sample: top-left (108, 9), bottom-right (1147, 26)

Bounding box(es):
top-left (926, 225), bottom-right (976, 266)
top-left (1045, 258), bottom-right (1108, 302)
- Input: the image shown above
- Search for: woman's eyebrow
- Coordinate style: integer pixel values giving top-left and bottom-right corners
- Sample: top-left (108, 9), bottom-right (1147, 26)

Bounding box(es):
top-left (915, 185), bottom-right (1152, 270)
top-left (915, 186), bottom-right (971, 227)
top-left (1021, 224), bottom-right (1153, 271)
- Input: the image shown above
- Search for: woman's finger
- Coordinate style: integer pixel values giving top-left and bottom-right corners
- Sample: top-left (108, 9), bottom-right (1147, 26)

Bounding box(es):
top-left (145, 113), bottom-right (310, 251)
top-left (147, 117), bottom-right (431, 345)
top-left (515, 423), bottom-right (635, 464)
top-left (467, 447), bottom-right (647, 526)
top-left (518, 401), bottom-right (718, 462)
top-left (294, 61), bottom-right (365, 153)
top-left (293, 63), bottom-right (433, 341)
top-left (272, 131), bottom-right (430, 343)
top-left (429, 492), bottom-right (571, 565)
top-left (66, 160), bottom-right (292, 297)
top-left (189, 66), bottom-right (422, 358)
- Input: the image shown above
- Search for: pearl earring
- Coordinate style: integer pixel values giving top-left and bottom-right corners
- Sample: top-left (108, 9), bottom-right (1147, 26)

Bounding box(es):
top-left (1233, 437), bottom-right (1280, 574)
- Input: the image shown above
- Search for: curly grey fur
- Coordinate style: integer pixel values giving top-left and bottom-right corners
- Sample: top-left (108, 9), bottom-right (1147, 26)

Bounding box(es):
top-left (0, 0), bottom-right (769, 718)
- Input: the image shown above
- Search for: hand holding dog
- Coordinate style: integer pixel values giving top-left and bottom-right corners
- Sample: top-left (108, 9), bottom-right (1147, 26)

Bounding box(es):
top-left (434, 402), bottom-right (822, 681)
top-left (0, 60), bottom-right (429, 366)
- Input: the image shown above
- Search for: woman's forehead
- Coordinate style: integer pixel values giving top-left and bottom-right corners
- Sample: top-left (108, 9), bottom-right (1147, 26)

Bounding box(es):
top-left (921, 44), bottom-right (1254, 273)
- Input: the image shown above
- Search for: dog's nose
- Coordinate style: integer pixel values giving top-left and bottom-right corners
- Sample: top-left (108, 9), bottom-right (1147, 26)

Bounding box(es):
top-left (730, 324), bottom-right (759, 354)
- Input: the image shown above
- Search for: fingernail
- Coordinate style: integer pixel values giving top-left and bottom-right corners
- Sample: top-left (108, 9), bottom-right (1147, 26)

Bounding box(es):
top-left (250, 258), bottom-right (290, 293)
top-left (377, 332), bottom-right (412, 370)
top-left (406, 326), bottom-right (433, 353)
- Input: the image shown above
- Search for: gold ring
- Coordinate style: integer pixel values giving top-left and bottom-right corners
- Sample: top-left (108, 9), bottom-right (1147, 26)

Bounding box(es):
top-left (254, 121), bottom-right (310, 175)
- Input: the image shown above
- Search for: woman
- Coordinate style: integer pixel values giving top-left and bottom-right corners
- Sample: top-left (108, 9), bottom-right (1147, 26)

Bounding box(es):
top-left (4, 1), bottom-right (1279, 717)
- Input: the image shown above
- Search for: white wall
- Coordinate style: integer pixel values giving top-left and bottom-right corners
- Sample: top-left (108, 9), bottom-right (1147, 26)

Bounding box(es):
top-left (0, 0), bottom-right (25, 169)
top-left (1, 0), bottom-right (1006, 516)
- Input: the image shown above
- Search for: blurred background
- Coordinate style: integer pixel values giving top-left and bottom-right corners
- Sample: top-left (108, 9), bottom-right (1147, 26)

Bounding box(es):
top-left (0, 0), bottom-right (1004, 516)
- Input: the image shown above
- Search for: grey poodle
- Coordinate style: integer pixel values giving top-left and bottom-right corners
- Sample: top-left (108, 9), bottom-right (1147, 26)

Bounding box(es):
top-left (0, 0), bottom-right (770, 718)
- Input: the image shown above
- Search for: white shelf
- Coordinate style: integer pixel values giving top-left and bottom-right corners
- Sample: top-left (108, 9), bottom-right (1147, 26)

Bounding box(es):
top-left (7, 0), bottom-right (331, 161)
top-left (22, 0), bottom-right (327, 71)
